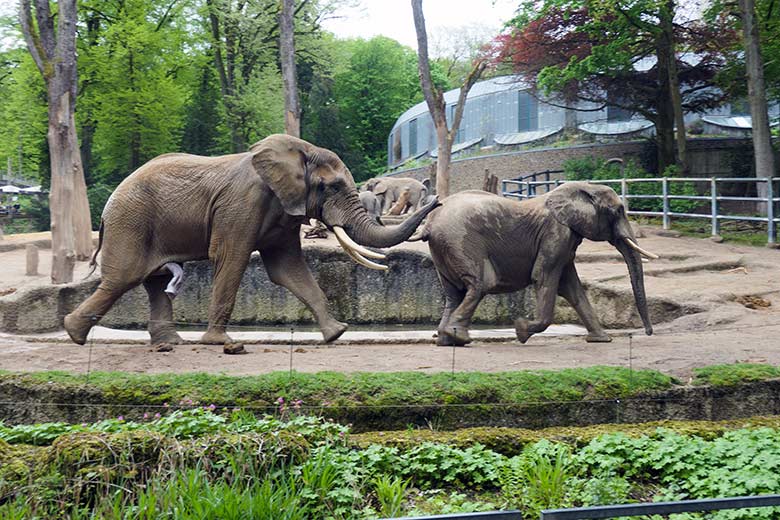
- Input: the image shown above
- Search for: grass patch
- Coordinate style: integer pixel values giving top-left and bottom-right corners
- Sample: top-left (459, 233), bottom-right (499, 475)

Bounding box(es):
top-left (692, 363), bottom-right (780, 387)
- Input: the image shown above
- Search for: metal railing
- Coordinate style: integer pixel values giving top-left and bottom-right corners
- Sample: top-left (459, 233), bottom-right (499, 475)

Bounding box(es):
top-left (388, 493), bottom-right (780, 520)
top-left (501, 176), bottom-right (780, 244)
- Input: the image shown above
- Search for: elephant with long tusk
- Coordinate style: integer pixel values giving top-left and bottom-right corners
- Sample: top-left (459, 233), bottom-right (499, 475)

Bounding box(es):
top-left (419, 182), bottom-right (657, 346)
top-left (64, 134), bottom-right (438, 347)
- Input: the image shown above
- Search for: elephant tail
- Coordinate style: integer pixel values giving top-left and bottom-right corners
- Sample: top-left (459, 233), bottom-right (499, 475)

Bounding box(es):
top-left (86, 220), bottom-right (104, 278)
top-left (407, 219), bottom-right (431, 242)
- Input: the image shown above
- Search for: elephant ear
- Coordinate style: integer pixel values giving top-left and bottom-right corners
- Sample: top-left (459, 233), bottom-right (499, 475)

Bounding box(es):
top-left (373, 181), bottom-right (389, 196)
top-left (545, 183), bottom-right (603, 240)
top-left (250, 134), bottom-right (308, 216)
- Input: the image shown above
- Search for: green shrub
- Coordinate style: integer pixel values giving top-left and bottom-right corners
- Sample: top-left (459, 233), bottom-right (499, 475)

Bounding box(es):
top-left (87, 182), bottom-right (114, 230)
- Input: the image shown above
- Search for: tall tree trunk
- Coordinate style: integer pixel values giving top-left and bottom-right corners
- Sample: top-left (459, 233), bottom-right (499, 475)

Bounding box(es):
top-left (739, 0), bottom-right (777, 215)
top-left (20, 0), bottom-right (92, 282)
top-left (412, 0), bottom-right (485, 198)
top-left (280, 0), bottom-right (300, 137)
top-left (654, 31), bottom-right (677, 174)
top-left (661, 0), bottom-right (688, 174)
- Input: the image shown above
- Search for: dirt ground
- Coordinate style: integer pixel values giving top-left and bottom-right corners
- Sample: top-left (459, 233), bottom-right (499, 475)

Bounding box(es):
top-left (1, 226), bottom-right (779, 380)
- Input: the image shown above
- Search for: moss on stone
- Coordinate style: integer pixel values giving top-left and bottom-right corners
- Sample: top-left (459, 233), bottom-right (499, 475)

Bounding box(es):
top-left (350, 415), bottom-right (780, 456)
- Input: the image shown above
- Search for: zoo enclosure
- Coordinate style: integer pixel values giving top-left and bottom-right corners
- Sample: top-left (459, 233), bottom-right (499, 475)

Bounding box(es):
top-left (501, 174), bottom-right (780, 244)
top-left (388, 493), bottom-right (780, 519)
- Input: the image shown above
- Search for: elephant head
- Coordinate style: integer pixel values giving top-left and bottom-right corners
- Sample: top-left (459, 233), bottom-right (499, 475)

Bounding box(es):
top-left (545, 182), bottom-right (657, 335)
top-left (251, 135), bottom-right (437, 270)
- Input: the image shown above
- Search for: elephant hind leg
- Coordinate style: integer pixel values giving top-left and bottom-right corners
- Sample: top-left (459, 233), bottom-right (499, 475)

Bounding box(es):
top-left (64, 280), bottom-right (138, 345)
top-left (444, 278), bottom-right (484, 346)
top-left (144, 274), bottom-right (184, 346)
top-left (436, 276), bottom-right (466, 346)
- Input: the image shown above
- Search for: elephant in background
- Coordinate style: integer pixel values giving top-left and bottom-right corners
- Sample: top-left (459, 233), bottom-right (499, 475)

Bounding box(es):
top-left (359, 190), bottom-right (383, 223)
top-left (364, 177), bottom-right (427, 214)
top-left (416, 182), bottom-right (657, 346)
top-left (64, 134), bottom-right (439, 347)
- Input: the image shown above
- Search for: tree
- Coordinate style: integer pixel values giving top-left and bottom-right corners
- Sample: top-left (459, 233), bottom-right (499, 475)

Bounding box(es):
top-left (493, 0), bottom-right (736, 173)
top-left (412, 0), bottom-right (486, 198)
top-left (333, 36), bottom-right (422, 179)
top-left (739, 0), bottom-right (777, 210)
top-left (280, 0), bottom-right (300, 137)
top-left (20, 0), bottom-right (92, 282)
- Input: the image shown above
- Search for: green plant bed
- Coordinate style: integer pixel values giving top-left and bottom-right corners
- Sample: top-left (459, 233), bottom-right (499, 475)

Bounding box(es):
top-left (5, 410), bottom-right (780, 518)
top-left (637, 216), bottom-right (771, 246)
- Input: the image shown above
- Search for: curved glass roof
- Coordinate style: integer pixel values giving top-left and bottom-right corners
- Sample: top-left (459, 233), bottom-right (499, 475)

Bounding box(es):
top-left (391, 75), bottom-right (528, 133)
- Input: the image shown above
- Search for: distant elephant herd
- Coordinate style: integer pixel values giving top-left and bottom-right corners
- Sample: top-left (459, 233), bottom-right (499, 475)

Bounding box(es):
top-left (64, 136), bottom-right (656, 349)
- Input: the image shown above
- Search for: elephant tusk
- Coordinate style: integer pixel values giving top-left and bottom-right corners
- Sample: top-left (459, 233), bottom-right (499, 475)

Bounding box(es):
top-left (335, 234), bottom-right (389, 271)
top-left (333, 226), bottom-right (386, 260)
top-left (407, 228), bottom-right (425, 242)
top-left (625, 238), bottom-right (660, 260)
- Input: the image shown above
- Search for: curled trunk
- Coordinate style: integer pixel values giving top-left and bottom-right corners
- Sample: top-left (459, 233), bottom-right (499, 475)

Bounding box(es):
top-left (324, 191), bottom-right (438, 248)
top-left (615, 239), bottom-right (653, 335)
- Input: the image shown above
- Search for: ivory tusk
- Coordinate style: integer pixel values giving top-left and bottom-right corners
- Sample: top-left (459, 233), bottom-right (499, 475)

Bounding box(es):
top-left (625, 238), bottom-right (660, 260)
top-left (335, 234), bottom-right (389, 270)
top-left (333, 226), bottom-right (386, 260)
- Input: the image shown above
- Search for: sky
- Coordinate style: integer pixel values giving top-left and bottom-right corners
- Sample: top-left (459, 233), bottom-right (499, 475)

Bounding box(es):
top-left (321, 0), bottom-right (518, 51)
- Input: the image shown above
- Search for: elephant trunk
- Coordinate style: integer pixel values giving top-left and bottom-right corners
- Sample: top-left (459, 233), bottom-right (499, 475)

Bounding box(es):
top-left (324, 190), bottom-right (438, 248)
top-left (615, 238), bottom-right (653, 336)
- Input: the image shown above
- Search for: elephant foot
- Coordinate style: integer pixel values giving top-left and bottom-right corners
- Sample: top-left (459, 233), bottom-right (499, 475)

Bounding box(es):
top-left (321, 321), bottom-right (348, 343)
top-left (150, 329), bottom-right (184, 346)
top-left (201, 329), bottom-right (233, 345)
top-left (436, 326), bottom-right (471, 347)
top-left (64, 312), bottom-right (94, 345)
top-left (514, 318), bottom-right (532, 344)
top-left (586, 332), bottom-right (612, 343)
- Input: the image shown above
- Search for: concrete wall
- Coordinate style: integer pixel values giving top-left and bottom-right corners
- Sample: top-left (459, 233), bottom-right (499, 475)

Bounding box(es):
top-left (0, 245), bottom-right (688, 334)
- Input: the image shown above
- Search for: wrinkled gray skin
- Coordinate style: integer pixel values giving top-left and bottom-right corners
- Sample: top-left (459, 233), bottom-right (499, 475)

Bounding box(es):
top-left (364, 177), bottom-right (427, 214)
top-left (359, 190), bottom-right (382, 224)
top-left (64, 134), bottom-right (438, 347)
top-left (423, 183), bottom-right (653, 346)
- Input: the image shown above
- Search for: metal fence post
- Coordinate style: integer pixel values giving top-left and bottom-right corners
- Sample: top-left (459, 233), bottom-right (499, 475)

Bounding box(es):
top-left (711, 178), bottom-right (719, 237)
top-left (620, 178), bottom-right (628, 212)
top-left (768, 178), bottom-right (775, 245)
top-left (662, 178), bottom-right (670, 229)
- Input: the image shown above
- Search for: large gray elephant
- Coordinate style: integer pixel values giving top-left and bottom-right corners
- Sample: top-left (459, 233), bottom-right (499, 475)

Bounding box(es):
top-left (364, 176), bottom-right (427, 214)
top-left (417, 182), bottom-right (656, 346)
top-left (64, 135), bottom-right (438, 346)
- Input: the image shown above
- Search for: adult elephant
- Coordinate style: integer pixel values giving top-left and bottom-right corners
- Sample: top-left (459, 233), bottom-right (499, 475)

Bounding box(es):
top-left (364, 176), bottom-right (427, 214)
top-left (416, 182), bottom-right (657, 346)
top-left (64, 135), bottom-right (438, 346)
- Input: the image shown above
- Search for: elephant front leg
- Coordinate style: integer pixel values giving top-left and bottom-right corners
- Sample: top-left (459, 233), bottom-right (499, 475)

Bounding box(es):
top-left (143, 274), bottom-right (184, 346)
top-left (261, 244), bottom-right (347, 343)
top-left (515, 269), bottom-right (562, 344)
top-left (558, 263), bottom-right (611, 343)
top-left (202, 253), bottom-right (251, 345)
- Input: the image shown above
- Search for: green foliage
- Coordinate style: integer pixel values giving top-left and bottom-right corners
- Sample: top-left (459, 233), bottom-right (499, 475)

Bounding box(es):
top-left (373, 475), bottom-right (410, 518)
top-left (87, 183), bottom-right (114, 229)
top-left (563, 156), bottom-right (700, 214)
top-left (692, 364), bottom-right (780, 387)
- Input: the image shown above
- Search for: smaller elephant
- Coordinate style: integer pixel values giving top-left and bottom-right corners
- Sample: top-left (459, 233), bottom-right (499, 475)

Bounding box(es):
top-left (388, 187), bottom-right (412, 215)
top-left (365, 177), bottom-right (427, 214)
top-left (420, 182), bottom-right (657, 346)
top-left (359, 191), bottom-right (383, 224)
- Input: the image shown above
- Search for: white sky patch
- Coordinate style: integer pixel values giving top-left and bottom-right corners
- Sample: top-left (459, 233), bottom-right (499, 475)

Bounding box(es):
top-left (321, 0), bottom-right (518, 51)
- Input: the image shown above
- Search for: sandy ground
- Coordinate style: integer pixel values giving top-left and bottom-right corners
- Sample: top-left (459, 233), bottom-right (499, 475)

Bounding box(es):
top-left (0, 227), bottom-right (779, 379)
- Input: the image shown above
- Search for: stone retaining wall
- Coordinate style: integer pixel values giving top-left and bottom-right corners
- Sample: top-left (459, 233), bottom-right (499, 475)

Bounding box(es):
top-left (0, 245), bottom-right (690, 334)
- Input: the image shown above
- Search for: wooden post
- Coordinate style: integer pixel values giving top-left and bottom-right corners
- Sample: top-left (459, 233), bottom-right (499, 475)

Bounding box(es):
top-left (26, 244), bottom-right (39, 275)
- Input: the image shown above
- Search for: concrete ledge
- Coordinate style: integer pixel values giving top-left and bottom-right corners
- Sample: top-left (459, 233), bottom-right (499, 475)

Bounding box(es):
top-left (0, 244), bottom-right (694, 334)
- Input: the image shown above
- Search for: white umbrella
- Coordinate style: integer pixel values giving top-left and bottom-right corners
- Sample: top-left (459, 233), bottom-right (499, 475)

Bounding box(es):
top-left (0, 185), bottom-right (21, 193)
